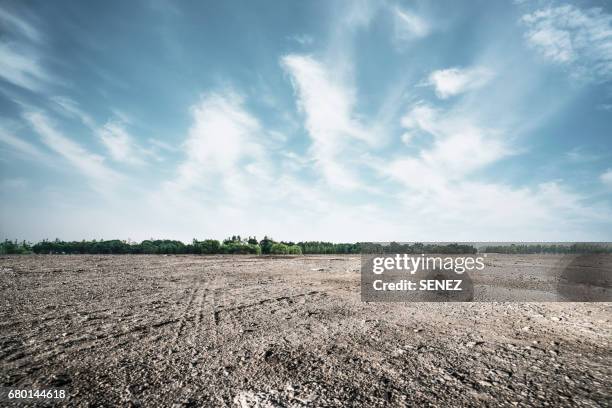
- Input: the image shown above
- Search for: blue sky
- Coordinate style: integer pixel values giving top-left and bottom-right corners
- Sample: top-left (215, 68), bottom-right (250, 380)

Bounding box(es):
top-left (1, 0), bottom-right (611, 242)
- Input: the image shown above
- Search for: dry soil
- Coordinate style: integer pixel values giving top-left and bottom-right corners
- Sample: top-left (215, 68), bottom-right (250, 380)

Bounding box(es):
top-left (0, 255), bottom-right (610, 407)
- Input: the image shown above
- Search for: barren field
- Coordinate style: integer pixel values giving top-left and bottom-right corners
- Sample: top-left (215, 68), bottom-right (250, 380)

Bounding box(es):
top-left (0, 255), bottom-right (610, 407)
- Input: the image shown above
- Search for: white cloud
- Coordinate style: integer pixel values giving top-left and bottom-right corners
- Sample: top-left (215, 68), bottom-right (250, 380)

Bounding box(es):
top-left (0, 7), bottom-right (40, 42)
top-left (0, 129), bottom-right (49, 162)
top-left (281, 54), bottom-right (372, 189)
top-left (110, 109), bottom-right (133, 124)
top-left (24, 112), bottom-right (119, 185)
top-left (427, 67), bottom-right (495, 99)
top-left (171, 91), bottom-right (266, 194)
top-left (51, 97), bottom-right (152, 165)
top-left (289, 34), bottom-right (314, 46)
top-left (386, 104), bottom-right (510, 188)
top-left (601, 169), bottom-right (612, 187)
top-left (521, 5), bottom-right (612, 81)
top-left (366, 100), bottom-right (612, 239)
top-left (51, 96), bottom-right (96, 128)
top-left (0, 43), bottom-right (48, 92)
top-left (0, 6), bottom-right (49, 93)
top-left (393, 7), bottom-right (430, 40)
top-left (342, 0), bottom-right (378, 29)
top-left (98, 121), bottom-right (146, 165)
top-left (391, 179), bottom-right (609, 240)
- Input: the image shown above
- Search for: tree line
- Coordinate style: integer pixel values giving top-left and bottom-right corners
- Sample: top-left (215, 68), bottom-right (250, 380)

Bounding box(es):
top-left (480, 243), bottom-right (612, 254)
top-left (5, 239), bottom-right (607, 255)
top-left (361, 242), bottom-right (478, 254)
top-left (1, 238), bottom-right (476, 255)
top-left (0, 236), bottom-right (340, 255)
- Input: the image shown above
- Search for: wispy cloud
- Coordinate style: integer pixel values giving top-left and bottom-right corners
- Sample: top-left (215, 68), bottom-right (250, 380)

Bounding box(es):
top-left (384, 103), bottom-right (511, 188)
top-left (521, 5), bottom-right (612, 82)
top-left (427, 66), bottom-right (495, 99)
top-left (281, 54), bottom-right (371, 189)
top-left (172, 91), bottom-right (266, 193)
top-left (0, 5), bottom-right (50, 93)
top-left (51, 96), bottom-right (96, 128)
top-left (393, 7), bottom-right (430, 40)
top-left (0, 43), bottom-right (49, 92)
top-left (148, 138), bottom-right (179, 152)
top-left (565, 147), bottom-right (601, 163)
top-left (0, 6), bottom-right (40, 42)
top-left (97, 121), bottom-right (146, 165)
top-left (0, 128), bottom-right (50, 162)
top-left (24, 112), bottom-right (120, 186)
top-left (51, 97), bottom-right (153, 166)
top-left (1, 1), bottom-right (611, 242)
top-left (288, 34), bottom-right (314, 46)
top-left (341, 0), bottom-right (379, 29)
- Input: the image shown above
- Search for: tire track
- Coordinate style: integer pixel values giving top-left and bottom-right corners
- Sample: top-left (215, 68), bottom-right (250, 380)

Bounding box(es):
top-left (2, 317), bottom-right (184, 367)
top-left (213, 290), bottom-right (322, 324)
top-left (187, 284), bottom-right (208, 347)
top-left (173, 286), bottom-right (199, 342)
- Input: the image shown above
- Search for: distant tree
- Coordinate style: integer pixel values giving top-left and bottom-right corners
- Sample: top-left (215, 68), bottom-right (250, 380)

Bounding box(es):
top-left (287, 245), bottom-right (302, 255)
top-left (259, 236), bottom-right (275, 254)
top-left (0, 239), bottom-right (32, 254)
top-left (193, 239), bottom-right (221, 254)
top-left (270, 243), bottom-right (289, 254)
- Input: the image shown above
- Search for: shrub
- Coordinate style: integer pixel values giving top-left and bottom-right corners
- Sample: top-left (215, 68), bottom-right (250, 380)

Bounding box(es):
top-left (287, 245), bottom-right (302, 255)
top-left (220, 242), bottom-right (261, 255)
top-left (269, 243), bottom-right (288, 254)
top-left (269, 243), bottom-right (302, 255)
top-left (193, 239), bottom-right (221, 254)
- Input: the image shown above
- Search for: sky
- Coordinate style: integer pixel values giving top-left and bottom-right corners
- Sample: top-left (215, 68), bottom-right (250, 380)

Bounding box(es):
top-left (1, 0), bottom-right (611, 242)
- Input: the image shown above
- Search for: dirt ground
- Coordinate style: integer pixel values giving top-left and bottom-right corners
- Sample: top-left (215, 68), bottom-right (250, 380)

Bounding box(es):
top-left (0, 255), bottom-right (610, 407)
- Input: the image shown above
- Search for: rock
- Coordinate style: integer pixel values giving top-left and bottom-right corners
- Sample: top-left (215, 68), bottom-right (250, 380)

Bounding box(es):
top-left (49, 373), bottom-right (72, 387)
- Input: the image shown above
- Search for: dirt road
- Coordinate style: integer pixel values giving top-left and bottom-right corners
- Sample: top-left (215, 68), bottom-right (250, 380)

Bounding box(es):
top-left (1, 255), bottom-right (610, 406)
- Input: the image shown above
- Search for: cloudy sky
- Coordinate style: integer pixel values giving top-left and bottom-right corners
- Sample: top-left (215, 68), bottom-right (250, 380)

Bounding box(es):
top-left (1, 0), bottom-right (611, 242)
